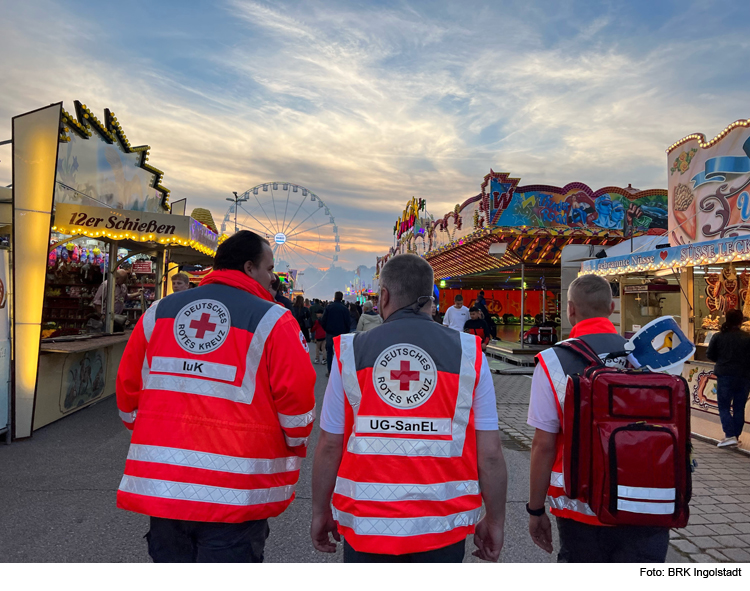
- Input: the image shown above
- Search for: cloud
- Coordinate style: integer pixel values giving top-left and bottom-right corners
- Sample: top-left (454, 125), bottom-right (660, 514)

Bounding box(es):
top-left (1, 0), bottom-right (749, 272)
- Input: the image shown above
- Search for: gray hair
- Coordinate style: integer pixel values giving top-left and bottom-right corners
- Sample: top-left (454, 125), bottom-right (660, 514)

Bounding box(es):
top-left (363, 300), bottom-right (374, 311)
top-left (380, 254), bottom-right (434, 310)
top-left (569, 274), bottom-right (613, 319)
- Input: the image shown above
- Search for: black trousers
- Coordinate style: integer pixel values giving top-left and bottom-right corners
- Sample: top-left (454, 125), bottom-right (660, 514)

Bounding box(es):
top-left (326, 334), bottom-right (335, 374)
top-left (146, 517), bottom-right (270, 563)
top-left (556, 517), bottom-right (669, 563)
top-left (343, 539), bottom-right (465, 563)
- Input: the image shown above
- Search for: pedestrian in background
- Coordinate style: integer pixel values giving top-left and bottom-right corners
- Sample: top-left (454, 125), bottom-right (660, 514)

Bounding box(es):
top-left (320, 291), bottom-right (351, 376)
top-left (443, 294), bottom-right (470, 331)
top-left (115, 230), bottom-right (316, 563)
top-left (707, 308), bottom-right (750, 448)
top-left (311, 310), bottom-right (327, 364)
top-left (475, 290), bottom-right (496, 339)
top-left (348, 302), bottom-right (361, 332)
top-left (171, 272), bottom-right (190, 293)
top-left (356, 300), bottom-right (382, 332)
top-left (311, 254), bottom-right (507, 562)
top-left (270, 274), bottom-right (293, 310)
top-left (293, 295), bottom-right (312, 342)
top-left (464, 306), bottom-right (491, 351)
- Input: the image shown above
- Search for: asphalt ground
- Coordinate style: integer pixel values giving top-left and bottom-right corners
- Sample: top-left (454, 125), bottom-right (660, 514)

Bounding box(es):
top-left (0, 348), bottom-right (677, 563)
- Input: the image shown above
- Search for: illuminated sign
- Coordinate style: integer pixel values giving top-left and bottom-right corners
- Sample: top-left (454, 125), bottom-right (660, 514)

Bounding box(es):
top-left (274, 232), bottom-right (287, 245)
top-left (394, 197), bottom-right (426, 239)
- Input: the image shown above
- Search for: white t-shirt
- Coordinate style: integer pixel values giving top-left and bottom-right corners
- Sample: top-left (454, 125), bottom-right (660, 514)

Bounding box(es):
top-left (526, 362), bottom-right (560, 434)
top-left (320, 353), bottom-right (499, 433)
top-left (443, 305), bottom-right (470, 331)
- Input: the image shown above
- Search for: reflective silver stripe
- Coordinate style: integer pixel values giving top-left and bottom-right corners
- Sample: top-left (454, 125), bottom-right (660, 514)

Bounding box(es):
top-left (141, 358), bottom-right (150, 390)
top-left (338, 334), bottom-right (362, 412)
top-left (345, 332), bottom-right (478, 458)
top-left (127, 443), bottom-right (302, 474)
top-left (244, 305), bottom-right (287, 399)
top-left (618, 499), bottom-right (675, 515)
top-left (119, 409), bottom-right (137, 423)
top-left (278, 408), bottom-right (316, 429)
top-left (151, 357), bottom-right (237, 382)
top-left (335, 477), bottom-right (479, 502)
top-left (618, 486), bottom-right (675, 501)
top-left (550, 471), bottom-right (564, 488)
top-left (143, 305), bottom-right (286, 405)
top-left (538, 348), bottom-right (568, 408)
top-left (142, 299), bottom-right (160, 342)
top-left (547, 494), bottom-right (597, 516)
top-left (333, 507), bottom-right (481, 537)
top-left (118, 475), bottom-right (295, 506)
top-left (285, 435), bottom-right (308, 447)
top-left (145, 373), bottom-right (252, 404)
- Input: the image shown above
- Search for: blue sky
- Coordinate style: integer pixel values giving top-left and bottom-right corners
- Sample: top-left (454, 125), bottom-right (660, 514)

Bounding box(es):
top-left (1, 0), bottom-right (749, 269)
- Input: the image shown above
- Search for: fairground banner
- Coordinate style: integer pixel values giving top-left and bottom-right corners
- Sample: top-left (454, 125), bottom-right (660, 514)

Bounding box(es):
top-left (580, 233), bottom-right (750, 276)
top-left (668, 120), bottom-right (750, 246)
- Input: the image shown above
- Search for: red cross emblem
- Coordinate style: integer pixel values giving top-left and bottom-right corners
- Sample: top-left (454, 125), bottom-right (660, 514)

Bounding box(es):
top-left (390, 360), bottom-right (420, 391)
top-left (189, 313), bottom-right (217, 339)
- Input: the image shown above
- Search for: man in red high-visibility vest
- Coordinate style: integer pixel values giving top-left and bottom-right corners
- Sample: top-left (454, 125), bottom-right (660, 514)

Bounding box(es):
top-left (116, 231), bottom-right (316, 562)
top-left (311, 254), bottom-right (507, 562)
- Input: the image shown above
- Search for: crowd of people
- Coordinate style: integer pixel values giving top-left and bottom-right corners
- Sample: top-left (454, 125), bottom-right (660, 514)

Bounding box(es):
top-left (113, 229), bottom-right (710, 565)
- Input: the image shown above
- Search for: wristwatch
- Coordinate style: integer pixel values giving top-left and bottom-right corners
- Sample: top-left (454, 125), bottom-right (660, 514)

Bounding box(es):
top-left (526, 502), bottom-right (546, 517)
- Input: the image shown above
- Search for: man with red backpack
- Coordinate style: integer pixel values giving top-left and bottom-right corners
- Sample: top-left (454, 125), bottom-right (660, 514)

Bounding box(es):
top-left (526, 274), bottom-right (685, 562)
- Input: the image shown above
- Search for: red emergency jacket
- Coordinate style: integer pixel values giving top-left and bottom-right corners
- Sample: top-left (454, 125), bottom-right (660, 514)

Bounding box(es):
top-left (331, 309), bottom-right (483, 555)
top-left (116, 270), bottom-right (316, 523)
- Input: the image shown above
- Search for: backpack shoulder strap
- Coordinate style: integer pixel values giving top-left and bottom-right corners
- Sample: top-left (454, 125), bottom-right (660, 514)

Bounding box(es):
top-left (554, 338), bottom-right (605, 368)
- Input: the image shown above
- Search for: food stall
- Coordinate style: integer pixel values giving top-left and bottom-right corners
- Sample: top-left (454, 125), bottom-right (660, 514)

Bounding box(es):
top-left (579, 117), bottom-right (750, 450)
top-left (9, 101), bottom-right (218, 439)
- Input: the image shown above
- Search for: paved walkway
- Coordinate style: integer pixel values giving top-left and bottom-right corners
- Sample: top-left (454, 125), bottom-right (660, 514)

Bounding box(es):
top-left (492, 373), bottom-right (750, 563)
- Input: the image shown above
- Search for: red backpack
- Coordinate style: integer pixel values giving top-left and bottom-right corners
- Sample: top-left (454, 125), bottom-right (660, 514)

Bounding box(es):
top-left (556, 339), bottom-right (691, 528)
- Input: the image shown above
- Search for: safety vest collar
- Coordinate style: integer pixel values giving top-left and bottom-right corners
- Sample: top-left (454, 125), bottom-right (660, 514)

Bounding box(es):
top-left (382, 307), bottom-right (433, 325)
top-left (569, 317), bottom-right (617, 338)
top-left (199, 269), bottom-right (274, 302)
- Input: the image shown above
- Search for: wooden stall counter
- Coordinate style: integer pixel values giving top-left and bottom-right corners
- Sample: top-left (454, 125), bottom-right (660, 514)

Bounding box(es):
top-left (33, 331), bottom-right (132, 431)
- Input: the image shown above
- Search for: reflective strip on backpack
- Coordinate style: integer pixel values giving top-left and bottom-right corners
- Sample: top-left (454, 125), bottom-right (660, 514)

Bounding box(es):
top-left (618, 485), bottom-right (675, 501)
top-left (342, 332), bottom-right (477, 458)
top-left (550, 471), bottom-right (564, 488)
top-left (333, 507), bottom-right (481, 537)
top-left (617, 499), bottom-right (675, 515)
top-left (548, 494), bottom-right (596, 516)
top-left (126, 443), bottom-right (302, 474)
top-left (118, 475), bottom-right (295, 506)
top-left (143, 304), bottom-right (286, 405)
top-left (334, 477), bottom-right (479, 502)
top-left (278, 408), bottom-right (316, 429)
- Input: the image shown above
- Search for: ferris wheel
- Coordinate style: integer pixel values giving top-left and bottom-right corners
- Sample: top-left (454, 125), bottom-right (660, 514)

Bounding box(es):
top-left (222, 182), bottom-right (340, 279)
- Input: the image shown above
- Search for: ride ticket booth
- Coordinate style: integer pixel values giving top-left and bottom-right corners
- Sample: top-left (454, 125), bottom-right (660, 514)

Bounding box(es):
top-left (9, 100), bottom-right (217, 439)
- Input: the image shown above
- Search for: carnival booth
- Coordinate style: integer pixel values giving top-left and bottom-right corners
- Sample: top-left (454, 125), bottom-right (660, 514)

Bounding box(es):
top-left (378, 173), bottom-right (668, 365)
top-left (9, 101), bottom-right (218, 439)
top-left (580, 119), bottom-right (750, 450)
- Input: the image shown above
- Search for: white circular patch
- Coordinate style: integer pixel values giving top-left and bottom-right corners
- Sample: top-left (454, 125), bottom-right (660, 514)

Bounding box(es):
top-left (372, 344), bottom-right (438, 409)
top-left (299, 331), bottom-right (309, 353)
top-left (173, 299), bottom-right (231, 354)
top-left (274, 232), bottom-right (287, 245)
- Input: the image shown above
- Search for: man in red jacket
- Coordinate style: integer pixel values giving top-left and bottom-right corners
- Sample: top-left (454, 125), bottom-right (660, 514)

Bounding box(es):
top-left (116, 230), bottom-right (316, 562)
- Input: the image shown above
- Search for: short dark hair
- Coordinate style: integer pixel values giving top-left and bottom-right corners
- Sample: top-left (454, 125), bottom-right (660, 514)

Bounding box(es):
top-left (214, 231), bottom-right (269, 271)
top-left (479, 290), bottom-right (484, 296)
top-left (380, 254), bottom-right (434, 310)
top-left (454, 294), bottom-right (463, 301)
top-left (469, 306), bottom-right (480, 312)
top-left (334, 291), bottom-right (343, 301)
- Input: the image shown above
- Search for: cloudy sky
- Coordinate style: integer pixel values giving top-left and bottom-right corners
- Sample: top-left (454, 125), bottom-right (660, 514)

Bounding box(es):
top-left (1, 0), bottom-right (749, 269)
